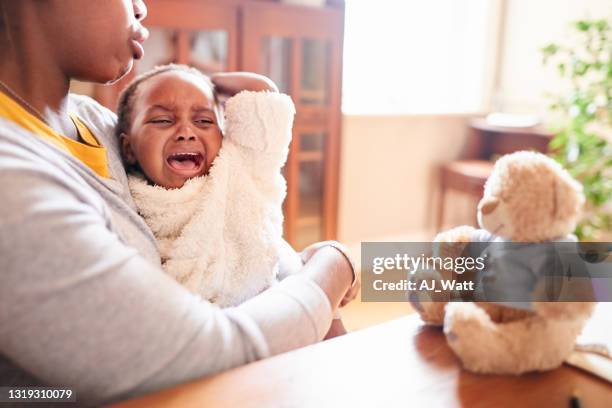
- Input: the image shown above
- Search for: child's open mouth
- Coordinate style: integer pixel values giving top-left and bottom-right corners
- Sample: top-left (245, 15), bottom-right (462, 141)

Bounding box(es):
top-left (166, 152), bottom-right (205, 175)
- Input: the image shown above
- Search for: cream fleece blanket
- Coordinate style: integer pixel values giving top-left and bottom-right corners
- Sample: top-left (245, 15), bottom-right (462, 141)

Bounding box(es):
top-left (129, 91), bottom-right (302, 307)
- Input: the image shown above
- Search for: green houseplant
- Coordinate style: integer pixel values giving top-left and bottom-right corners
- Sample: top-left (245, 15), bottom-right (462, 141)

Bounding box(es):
top-left (542, 19), bottom-right (612, 240)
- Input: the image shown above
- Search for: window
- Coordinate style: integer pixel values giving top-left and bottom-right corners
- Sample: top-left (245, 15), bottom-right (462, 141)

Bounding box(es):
top-left (342, 0), bottom-right (502, 115)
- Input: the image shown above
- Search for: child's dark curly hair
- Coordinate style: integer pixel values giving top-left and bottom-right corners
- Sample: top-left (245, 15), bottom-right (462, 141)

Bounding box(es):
top-left (115, 64), bottom-right (217, 140)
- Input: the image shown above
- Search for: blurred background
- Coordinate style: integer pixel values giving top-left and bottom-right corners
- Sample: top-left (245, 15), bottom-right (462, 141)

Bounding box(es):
top-left (72, 0), bottom-right (612, 330)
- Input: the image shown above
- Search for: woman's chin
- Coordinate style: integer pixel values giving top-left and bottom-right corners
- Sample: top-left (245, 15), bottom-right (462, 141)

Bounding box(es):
top-left (75, 62), bottom-right (133, 86)
top-left (105, 60), bottom-right (134, 85)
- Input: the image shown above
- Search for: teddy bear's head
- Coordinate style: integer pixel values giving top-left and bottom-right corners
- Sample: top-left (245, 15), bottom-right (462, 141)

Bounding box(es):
top-left (477, 151), bottom-right (584, 242)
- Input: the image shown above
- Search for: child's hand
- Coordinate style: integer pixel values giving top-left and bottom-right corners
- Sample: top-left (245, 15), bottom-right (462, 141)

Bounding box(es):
top-left (211, 72), bottom-right (279, 98)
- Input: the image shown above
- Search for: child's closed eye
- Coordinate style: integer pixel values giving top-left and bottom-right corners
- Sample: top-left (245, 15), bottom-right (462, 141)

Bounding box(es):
top-left (149, 117), bottom-right (173, 125)
top-left (194, 118), bottom-right (215, 126)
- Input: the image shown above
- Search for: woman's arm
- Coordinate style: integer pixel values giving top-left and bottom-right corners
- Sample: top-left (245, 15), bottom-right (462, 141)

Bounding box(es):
top-left (277, 238), bottom-right (304, 279)
top-left (211, 72), bottom-right (279, 96)
top-left (0, 166), bottom-right (351, 405)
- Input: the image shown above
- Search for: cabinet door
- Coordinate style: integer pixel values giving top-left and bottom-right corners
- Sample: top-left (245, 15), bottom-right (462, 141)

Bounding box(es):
top-left (94, 0), bottom-right (238, 110)
top-left (241, 2), bottom-right (343, 249)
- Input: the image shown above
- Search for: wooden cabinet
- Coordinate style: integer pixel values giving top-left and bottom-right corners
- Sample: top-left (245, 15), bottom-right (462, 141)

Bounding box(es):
top-left (89, 0), bottom-right (344, 249)
top-left (241, 2), bottom-right (343, 249)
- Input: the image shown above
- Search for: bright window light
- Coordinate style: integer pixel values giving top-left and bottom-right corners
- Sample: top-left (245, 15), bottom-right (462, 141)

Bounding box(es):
top-left (342, 0), bottom-right (499, 115)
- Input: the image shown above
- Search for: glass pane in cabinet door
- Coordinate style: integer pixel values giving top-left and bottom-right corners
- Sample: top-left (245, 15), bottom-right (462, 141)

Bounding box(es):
top-left (261, 37), bottom-right (292, 94)
top-left (300, 39), bottom-right (329, 105)
top-left (300, 132), bottom-right (325, 152)
top-left (136, 28), bottom-right (177, 74)
top-left (189, 31), bottom-right (228, 75)
top-left (296, 160), bottom-right (324, 249)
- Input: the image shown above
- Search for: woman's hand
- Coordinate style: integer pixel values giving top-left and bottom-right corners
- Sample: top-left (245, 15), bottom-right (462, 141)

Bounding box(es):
top-left (211, 72), bottom-right (279, 98)
top-left (324, 318), bottom-right (348, 340)
top-left (301, 241), bottom-right (360, 308)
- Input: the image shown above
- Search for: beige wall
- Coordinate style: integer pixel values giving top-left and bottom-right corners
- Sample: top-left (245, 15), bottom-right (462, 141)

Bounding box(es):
top-left (496, 0), bottom-right (612, 117)
top-left (337, 115), bottom-right (474, 243)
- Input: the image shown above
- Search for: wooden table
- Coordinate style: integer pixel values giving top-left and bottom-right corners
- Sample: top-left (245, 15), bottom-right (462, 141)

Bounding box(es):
top-left (112, 311), bottom-right (612, 408)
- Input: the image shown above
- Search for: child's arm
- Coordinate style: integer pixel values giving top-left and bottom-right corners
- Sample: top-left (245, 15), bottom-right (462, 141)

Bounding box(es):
top-left (223, 90), bottom-right (296, 173)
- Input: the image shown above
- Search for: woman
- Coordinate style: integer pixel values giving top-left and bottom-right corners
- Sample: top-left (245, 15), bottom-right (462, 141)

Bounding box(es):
top-left (0, 1), bottom-right (357, 405)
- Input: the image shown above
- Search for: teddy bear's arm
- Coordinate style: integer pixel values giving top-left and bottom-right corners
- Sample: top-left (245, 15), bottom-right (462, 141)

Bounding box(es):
top-left (409, 226), bottom-right (479, 325)
top-left (409, 271), bottom-right (448, 326)
top-left (433, 225), bottom-right (479, 274)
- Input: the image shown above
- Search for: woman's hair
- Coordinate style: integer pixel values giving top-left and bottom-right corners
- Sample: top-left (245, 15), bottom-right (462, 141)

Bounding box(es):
top-left (115, 64), bottom-right (216, 138)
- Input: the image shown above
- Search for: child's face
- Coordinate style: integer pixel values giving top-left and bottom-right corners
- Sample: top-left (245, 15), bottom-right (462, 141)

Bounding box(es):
top-left (122, 71), bottom-right (222, 189)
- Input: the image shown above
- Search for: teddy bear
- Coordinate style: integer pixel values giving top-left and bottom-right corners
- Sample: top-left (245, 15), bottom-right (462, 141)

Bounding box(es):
top-left (410, 151), bottom-right (596, 374)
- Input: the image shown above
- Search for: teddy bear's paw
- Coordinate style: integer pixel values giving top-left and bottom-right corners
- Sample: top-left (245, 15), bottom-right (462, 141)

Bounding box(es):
top-left (410, 269), bottom-right (453, 300)
top-left (443, 302), bottom-right (494, 341)
top-left (407, 270), bottom-right (446, 325)
top-left (433, 225), bottom-right (476, 245)
top-left (411, 299), bottom-right (447, 326)
top-left (432, 226), bottom-right (476, 275)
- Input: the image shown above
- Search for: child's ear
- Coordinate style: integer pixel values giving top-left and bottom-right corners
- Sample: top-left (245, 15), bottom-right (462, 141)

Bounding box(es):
top-left (120, 133), bottom-right (136, 165)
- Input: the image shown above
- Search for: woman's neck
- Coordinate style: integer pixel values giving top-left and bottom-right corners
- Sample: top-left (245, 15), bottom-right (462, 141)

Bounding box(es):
top-left (0, 50), bottom-right (79, 139)
top-left (0, 2), bottom-right (75, 137)
top-left (0, 32), bottom-right (70, 112)
top-left (0, 60), bottom-right (70, 115)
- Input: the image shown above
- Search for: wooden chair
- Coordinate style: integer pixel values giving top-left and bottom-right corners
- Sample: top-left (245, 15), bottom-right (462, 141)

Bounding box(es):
top-left (437, 118), bottom-right (553, 229)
